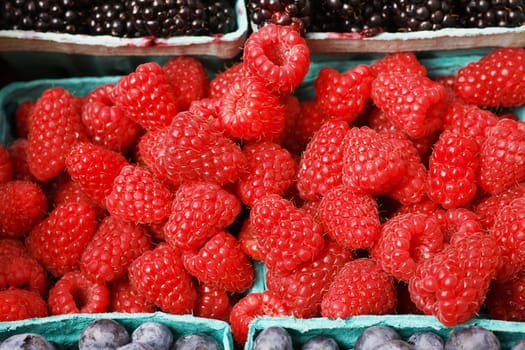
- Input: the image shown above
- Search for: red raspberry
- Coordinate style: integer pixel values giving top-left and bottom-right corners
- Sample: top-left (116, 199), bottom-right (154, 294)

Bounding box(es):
top-left (27, 87), bottom-right (88, 181)
top-left (369, 52), bottom-right (427, 77)
top-left (454, 47), bottom-right (525, 107)
top-left (128, 242), bottom-right (197, 314)
top-left (111, 62), bottom-right (178, 131)
top-left (66, 142), bottom-right (129, 208)
top-left (371, 71), bottom-right (447, 139)
top-left (486, 270), bottom-right (525, 321)
top-left (188, 97), bottom-right (222, 130)
top-left (106, 164), bottom-right (174, 224)
top-left (314, 65), bottom-right (373, 122)
top-left (229, 291), bottom-right (292, 345)
top-left (318, 186), bottom-right (380, 250)
top-left (0, 288), bottom-right (48, 321)
top-left (14, 100), bottom-right (35, 138)
top-left (81, 83), bottom-right (141, 153)
top-left (163, 56), bottom-right (209, 111)
top-left (272, 94), bottom-right (302, 150)
top-left (408, 232), bottom-right (501, 326)
top-left (208, 62), bottom-right (245, 99)
top-left (266, 240), bottom-right (353, 318)
top-left (392, 196), bottom-right (440, 218)
top-left (433, 208), bottom-right (483, 244)
top-left (287, 98), bottom-right (329, 154)
top-left (0, 180), bottom-right (47, 239)
top-left (475, 182), bottom-right (525, 230)
top-left (0, 144), bottom-right (12, 184)
top-left (7, 139), bottom-right (38, 182)
top-left (243, 23), bottom-right (310, 95)
top-left (164, 181), bottom-right (241, 251)
top-left (50, 176), bottom-right (102, 217)
top-left (0, 252), bottom-right (48, 295)
top-left (478, 118), bottom-right (525, 195)
top-left (296, 120), bottom-right (349, 201)
top-left (371, 213), bottom-right (443, 282)
top-left (236, 141), bottom-right (296, 207)
top-left (25, 200), bottom-right (98, 277)
top-left (427, 130), bottom-right (479, 209)
top-left (47, 270), bottom-right (109, 315)
top-left (238, 219), bottom-right (263, 261)
top-left (250, 194), bottom-right (325, 273)
top-left (194, 283), bottom-right (231, 321)
top-left (108, 277), bottom-right (156, 313)
top-left (80, 215), bottom-right (152, 283)
top-left (320, 258), bottom-right (397, 319)
top-left (218, 75), bottom-right (285, 141)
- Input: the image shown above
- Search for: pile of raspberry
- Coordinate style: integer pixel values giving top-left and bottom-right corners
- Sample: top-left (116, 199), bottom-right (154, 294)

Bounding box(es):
top-left (1, 23), bottom-right (525, 347)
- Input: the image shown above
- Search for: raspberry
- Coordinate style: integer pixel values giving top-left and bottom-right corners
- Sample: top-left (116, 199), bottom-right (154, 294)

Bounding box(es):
top-left (7, 139), bottom-right (38, 182)
top-left (108, 277), bottom-right (156, 313)
top-left (287, 98), bottom-right (329, 154)
top-left (238, 219), bottom-right (263, 261)
top-left (66, 142), bottom-right (129, 208)
top-left (318, 186), bottom-right (381, 250)
top-left (187, 97), bottom-right (222, 130)
top-left (208, 62), bottom-right (245, 99)
top-left (50, 176), bottom-right (102, 216)
top-left (183, 230), bottom-right (254, 293)
top-left (106, 164), bottom-right (174, 225)
top-left (164, 181), bottom-right (241, 251)
top-left (128, 242), bottom-right (197, 314)
top-left (218, 74), bottom-right (285, 141)
top-left (0, 144), bottom-right (12, 183)
top-left (243, 23), bottom-right (310, 95)
top-left (392, 196), bottom-right (440, 218)
top-left (250, 194), bottom-right (325, 273)
top-left (371, 213), bottom-right (444, 282)
top-left (296, 120), bottom-right (350, 201)
top-left (47, 270), bottom-right (109, 315)
top-left (0, 288), bottom-right (48, 321)
top-left (433, 208), bottom-right (483, 244)
top-left (163, 56), bottom-right (209, 111)
top-left (369, 52), bottom-right (427, 77)
top-left (486, 270), bottom-right (525, 321)
top-left (0, 180), bottom-right (47, 239)
top-left (229, 291), bottom-right (292, 345)
top-left (474, 182), bottom-right (525, 229)
top-left (80, 215), bottom-right (152, 283)
top-left (13, 99), bottom-right (35, 138)
top-left (408, 232), bottom-right (501, 326)
top-left (25, 200), bottom-right (98, 277)
top-left (314, 64), bottom-right (373, 122)
top-left (194, 283), bottom-right (231, 321)
top-left (478, 118), bottom-right (525, 195)
top-left (236, 141), bottom-right (296, 207)
top-left (454, 47), bottom-right (525, 107)
top-left (273, 94), bottom-right (302, 151)
top-left (320, 258), bottom-right (397, 319)
top-left (81, 83), bottom-right (141, 153)
top-left (266, 240), bottom-right (353, 318)
top-left (0, 252), bottom-right (48, 296)
top-left (26, 87), bottom-right (88, 181)
top-left (427, 130), bottom-right (479, 209)
top-left (111, 62), bottom-right (178, 131)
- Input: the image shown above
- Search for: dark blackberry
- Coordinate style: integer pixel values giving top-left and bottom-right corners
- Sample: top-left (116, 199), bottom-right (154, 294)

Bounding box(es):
top-left (206, 0), bottom-right (237, 34)
top-left (391, 0), bottom-right (458, 32)
top-left (247, 0), bottom-right (312, 34)
top-left (458, 0), bottom-right (525, 28)
top-left (88, 1), bottom-right (140, 37)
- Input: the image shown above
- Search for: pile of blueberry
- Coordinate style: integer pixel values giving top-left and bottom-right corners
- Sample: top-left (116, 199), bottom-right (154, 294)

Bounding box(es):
top-left (0, 319), bottom-right (222, 350)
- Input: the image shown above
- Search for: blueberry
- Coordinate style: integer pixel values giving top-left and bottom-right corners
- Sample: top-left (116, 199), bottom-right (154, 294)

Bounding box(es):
top-left (0, 333), bottom-right (57, 350)
top-left (407, 331), bottom-right (445, 350)
top-left (444, 326), bottom-right (501, 350)
top-left (373, 339), bottom-right (415, 349)
top-left (172, 332), bottom-right (222, 350)
top-left (354, 326), bottom-right (401, 350)
top-left (117, 343), bottom-right (155, 350)
top-left (131, 322), bottom-right (174, 350)
top-left (252, 327), bottom-right (293, 350)
top-left (301, 335), bottom-right (340, 350)
top-left (512, 339), bottom-right (525, 350)
top-left (79, 319), bottom-right (131, 350)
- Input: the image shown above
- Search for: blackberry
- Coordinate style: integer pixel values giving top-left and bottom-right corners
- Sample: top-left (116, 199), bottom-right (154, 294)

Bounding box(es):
top-left (247, 0), bottom-right (312, 34)
top-left (88, 1), bottom-right (140, 37)
top-left (206, 0), bottom-right (237, 34)
top-left (458, 0), bottom-right (525, 28)
top-left (391, 0), bottom-right (458, 32)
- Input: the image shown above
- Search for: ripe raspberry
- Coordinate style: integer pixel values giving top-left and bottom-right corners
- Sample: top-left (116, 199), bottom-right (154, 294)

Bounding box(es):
top-left (314, 64), bottom-right (373, 121)
top-left (47, 270), bottom-right (109, 315)
top-left (369, 52), bottom-right (427, 77)
top-left (128, 242), bottom-right (197, 314)
top-left (250, 194), bottom-right (325, 273)
top-left (0, 144), bottom-right (12, 184)
top-left (187, 97), bottom-right (223, 131)
top-left (287, 98), bottom-right (329, 154)
top-left (486, 270), bottom-right (525, 321)
top-left (50, 176), bottom-right (102, 217)
top-left (14, 99), bottom-right (35, 138)
top-left (80, 215), bottom-right (152, 283)
top-left (273, 94), bottom-right (302, 150)
top-left (163, 56), bottom-right (209, 111)
top-left (218, 75), bottom-right (285, 141)
top-left (0, 288), bottom-right (48, 321)
top-left (320, 258), bottom-right (397, 319)
top-left (427, 130), bottom-right (479, 209)
top-left (318, 186), bottom-right (380, 250)
top-left (433, 208), bottom-right (483, 244)
top-left (408, 232), bottom-right (501, 326)
top-left (7, 139), bottom-right (38, 182)
top-left (296, 120), bottom-right (350, 201)
top-left (0, 251), bottom-right (48, 295)
top-left (454, 47), bottom-right (525, 107)
top-left (392, 196), bottom-right (440, 218)
top-left (25, 200), bottom-right (98, 277)
top-left (108, 277), bottom-right (156, 313)
top-left (266, 240), bottom-right (353, 318)
top-left (106, 164), bottom-right (174, 224)
top-left (164, 181), bottom-right (241, 251)
top-left (243, 23), bottom-right (310, 95)
top-left (236, 141), bottom-right (296, 207)
top-left (371, 213), bottom-right (444, 282)
top-left (111, 62), bottom-right (178, 131)
top-left (66, 142), bottom-right (129, 208)
top-left (371, 71), bottom-right (448, 139)
top-left (194, 283), bottom-right (231, 321)
top-left (478, 118), bottom-right (525, 195)
top-left (229, 291), bottom-right (292, 345)
top-left (0, 237), bottom-right (27, 257)
top-left (27, 87), bottom-right (88, 181)
top-left (238, 219), bottom-right (263, 261)
top-left (208, 62), bottom-right (245, 99)
top-left (81, 83), bottom-right (141, 153)
top-left (0, 180), bottom-right (47, 239)
top-left (475, 182), bottom-right (525, 230)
